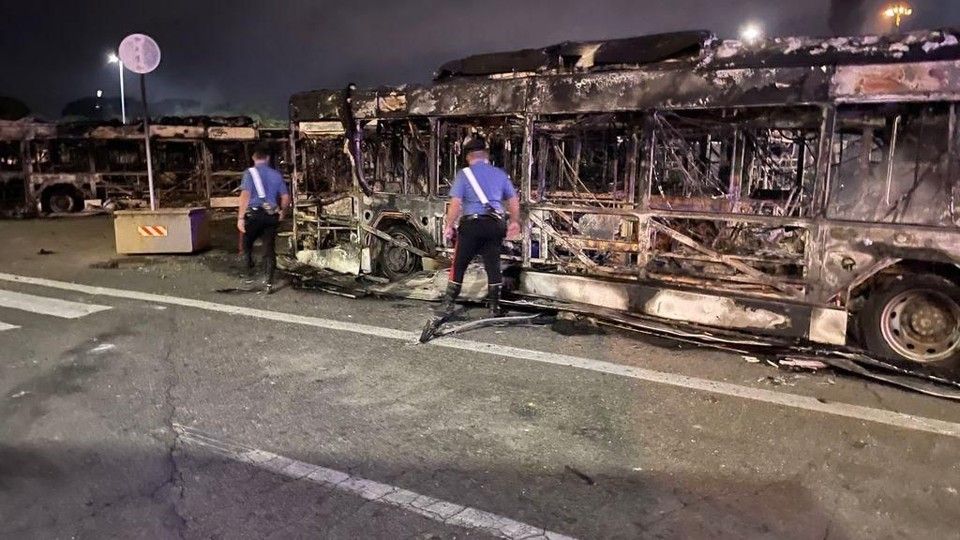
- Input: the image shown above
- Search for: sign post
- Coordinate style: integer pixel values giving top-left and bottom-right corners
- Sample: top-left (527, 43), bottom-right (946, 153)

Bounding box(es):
top-left (118, 33), bottom-right (161, 210)
top-left (111, 32), bottom-right (208, 256)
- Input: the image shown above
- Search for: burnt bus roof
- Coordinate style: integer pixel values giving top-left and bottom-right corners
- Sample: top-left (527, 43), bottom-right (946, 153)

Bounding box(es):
top-left (290, 28), bottom-right (960, 122)
top-left (434, 30), bottom-right (712, 79)
top-left (435, 29), bottom-right (960, 77)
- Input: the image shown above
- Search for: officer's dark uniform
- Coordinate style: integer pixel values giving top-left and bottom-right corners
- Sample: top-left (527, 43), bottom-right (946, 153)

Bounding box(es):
top-left (240, 163), bottom-right (288, 286)
top-left (440, 139), bottom-right (517, 316)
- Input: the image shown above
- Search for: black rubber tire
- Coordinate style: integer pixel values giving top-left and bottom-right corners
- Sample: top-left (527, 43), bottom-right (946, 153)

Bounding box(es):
top-left (858, 274), bottom-right (960, 369)
top-left (41, 185), bottom-right (84, 214)
top-left (376, 224), bottom-right (423, 281)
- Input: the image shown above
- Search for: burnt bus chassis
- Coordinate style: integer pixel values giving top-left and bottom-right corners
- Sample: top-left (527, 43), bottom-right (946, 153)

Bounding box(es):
top-left (288, 30), bottom-right (960, 369)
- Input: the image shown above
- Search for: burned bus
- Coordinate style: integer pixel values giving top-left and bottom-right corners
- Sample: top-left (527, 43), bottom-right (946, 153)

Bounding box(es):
top-left (288, 29), bottom-right (960, 368)
top-left (0, 116), bottom-right (290, 215)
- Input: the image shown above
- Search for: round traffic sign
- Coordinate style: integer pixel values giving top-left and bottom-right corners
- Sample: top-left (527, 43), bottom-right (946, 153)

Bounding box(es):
top-left (118, 33), bottom-right (161, 74)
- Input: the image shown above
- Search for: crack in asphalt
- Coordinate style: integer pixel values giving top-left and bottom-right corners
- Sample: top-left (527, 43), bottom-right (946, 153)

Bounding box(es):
top-left (152, 314), bottom-right (188, 538)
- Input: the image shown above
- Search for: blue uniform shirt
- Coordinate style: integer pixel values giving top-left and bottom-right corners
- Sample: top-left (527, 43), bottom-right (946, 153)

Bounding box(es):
top-left (240, 164), bottom-right (288, 208)
top-left (449, 162), bottom-right (516, 215)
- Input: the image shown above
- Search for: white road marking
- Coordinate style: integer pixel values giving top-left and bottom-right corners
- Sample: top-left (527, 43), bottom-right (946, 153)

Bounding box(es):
top-left (0, 289), bottom-right (111, 319)
top-left (174, 424), bottom-right (574, 540)
top-left (1, 272), bottom-right (960, 439)
top-left (0, 321), bottom-right (19, 332)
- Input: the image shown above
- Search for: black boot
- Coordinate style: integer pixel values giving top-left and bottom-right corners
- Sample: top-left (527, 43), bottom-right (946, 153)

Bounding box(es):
top-left (439, 281), bottom-right (462, 316)
top-left (486, 284), bottom-right (503, 318)
top-left (421, 281), bottom-right (462, 343)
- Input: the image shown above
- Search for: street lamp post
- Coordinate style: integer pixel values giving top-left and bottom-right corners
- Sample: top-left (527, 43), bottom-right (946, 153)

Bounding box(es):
top-left (107, 53), bottom-right (126, 124)
top-left (883, 3), bottom-right (914, 32)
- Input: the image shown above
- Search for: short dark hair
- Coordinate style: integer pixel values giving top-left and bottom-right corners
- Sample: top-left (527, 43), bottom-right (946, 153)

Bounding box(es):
top-left (252, 145), bottom-right (270, 161)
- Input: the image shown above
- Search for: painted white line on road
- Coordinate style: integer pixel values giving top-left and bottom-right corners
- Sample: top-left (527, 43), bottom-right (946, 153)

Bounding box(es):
top-left (2, 272), bottom-right (960, 440)
top-left (0, 321), bottom-right (19, 332)
top-left (0, 289), bottom-right (112, 319)
top-left (174, 424), bottom-right (574, 540)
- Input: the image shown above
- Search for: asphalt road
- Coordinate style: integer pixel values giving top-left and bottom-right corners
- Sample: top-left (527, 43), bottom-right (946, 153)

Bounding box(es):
top-left (1, 216), bottom-right (959, 539)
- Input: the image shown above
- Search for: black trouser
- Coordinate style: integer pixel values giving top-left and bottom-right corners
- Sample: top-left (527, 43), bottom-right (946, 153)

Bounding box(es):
top-left (450, 216), bottom-right (504, 285)
top-left (243, 209), bottom-right (279, 282)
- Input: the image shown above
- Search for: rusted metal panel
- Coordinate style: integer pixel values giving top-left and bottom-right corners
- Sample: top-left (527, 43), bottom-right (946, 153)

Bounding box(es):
top-left (407, 78), bottom-right (528, 116)
top-left (290, 89), bottom-right (344, 121)
top-left (299, 121), bottom-right (345, 136)
top-left (530, 67), bottom-right (830, 115)
top-left (207, 126), bottom-right (257, 140)
top-left (815, 223), bottom-right (960, 304)
top-left (832, 60), bottom-right (960, 102)
top-left (376, 89), bottom-right (408, 115)
top-left (151, 125), bottom-right (205, 138)
top-left (808, 307), bottom-right (848, 345)
top-left (707, 30), bottom-right (960, 70)
top-left (87, 125), bottom-right (141, 139)
top-left (519, 271), bottom-right (808, 337)
top-left (0, 120), bottom-right (56, 140)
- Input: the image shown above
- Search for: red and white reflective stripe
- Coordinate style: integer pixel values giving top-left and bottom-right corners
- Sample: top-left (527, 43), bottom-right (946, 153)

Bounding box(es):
top-left (137, 225), bottom-right (168, 237)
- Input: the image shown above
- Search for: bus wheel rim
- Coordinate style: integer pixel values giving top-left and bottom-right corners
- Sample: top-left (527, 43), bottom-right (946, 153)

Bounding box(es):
top-left (879, 289), bottom-right (960, 363)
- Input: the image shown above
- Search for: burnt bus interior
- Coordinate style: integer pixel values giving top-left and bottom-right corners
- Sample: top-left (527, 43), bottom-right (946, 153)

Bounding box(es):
top-left (287, 29), bottom-right (960, 367)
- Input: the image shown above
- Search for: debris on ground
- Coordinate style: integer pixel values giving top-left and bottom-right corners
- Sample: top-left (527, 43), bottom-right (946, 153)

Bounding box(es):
top-left (564, 465), bottom-right (596, 486)
top-left (282, 261), bottom-right (960, 401)
top-left (779, 357), bottom-right (829, 371)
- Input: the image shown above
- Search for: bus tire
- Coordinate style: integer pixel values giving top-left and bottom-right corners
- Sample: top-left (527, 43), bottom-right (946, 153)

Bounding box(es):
top-left (41, 185), bottom-right (84, 214)
top-left (376, 224), bottom-right (423, 281)
top-left (858, 274), bottom-right (960, 369)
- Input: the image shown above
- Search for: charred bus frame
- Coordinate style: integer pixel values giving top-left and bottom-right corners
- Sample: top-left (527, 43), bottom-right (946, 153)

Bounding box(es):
top-left (289, 29), bottom-right (960, 367)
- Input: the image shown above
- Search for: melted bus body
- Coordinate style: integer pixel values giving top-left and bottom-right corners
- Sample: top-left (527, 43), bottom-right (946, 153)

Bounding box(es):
top-left (289, 30), bottom-right (960, 368)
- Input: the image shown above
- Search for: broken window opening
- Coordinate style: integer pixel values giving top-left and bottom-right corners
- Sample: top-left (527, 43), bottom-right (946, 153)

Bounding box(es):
top-left (365, 119), bottom-right (430, 196)
top-left (300, 136), bottom-right (353, 195)
top-left (437, 117), bottom-right (524, 197)
top-left (0, 141), bottom-right (21, 172)
top-left (650, 108), bottom-right (819, 217)
top-left (532, 114), bottom-right (639, 206)
top-left (828, 103), bottom-right (957, 226)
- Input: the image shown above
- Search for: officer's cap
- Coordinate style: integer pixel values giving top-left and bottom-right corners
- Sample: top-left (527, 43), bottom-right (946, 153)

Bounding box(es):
top-left (462, 137), bottom-right (488, 156)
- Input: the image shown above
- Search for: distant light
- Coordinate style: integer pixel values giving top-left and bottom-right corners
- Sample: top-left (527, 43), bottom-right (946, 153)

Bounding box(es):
top-left (883, 3), bottom-right (913, 29)
top-left (107, 53), bottom-right (119, 64)
top-left (96, 89), bottom-right (103, 98)
top-left (740, 23), bottom-right (763, 44)
top-left (883, 4), bottom-right (913, 18)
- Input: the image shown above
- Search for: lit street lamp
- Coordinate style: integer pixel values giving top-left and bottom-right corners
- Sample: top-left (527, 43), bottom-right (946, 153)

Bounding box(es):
top-left (740, 23), bottom-right (763, 44)
top-left (883, 3), bottom-right (913, 32)
top-left (107, 52), bottom-right (126, 124)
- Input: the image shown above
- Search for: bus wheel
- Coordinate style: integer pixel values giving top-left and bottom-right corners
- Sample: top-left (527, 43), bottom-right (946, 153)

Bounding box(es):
top-left (377, 224), bottom-right (423, 281)
top-left (859, 274), bottom-right (960, 368)
top-left (42, 185), bottom-right (84, 214)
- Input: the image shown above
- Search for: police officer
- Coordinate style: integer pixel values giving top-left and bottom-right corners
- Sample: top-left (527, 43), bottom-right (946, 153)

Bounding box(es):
top-left (237, 145), bottom-right (290, 290)
top-left (440, 137), bottom-right (521, 317)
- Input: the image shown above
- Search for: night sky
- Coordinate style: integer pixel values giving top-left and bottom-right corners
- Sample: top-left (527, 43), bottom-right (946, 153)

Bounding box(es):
top-left (3, 0), bottom-right (960, 118)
